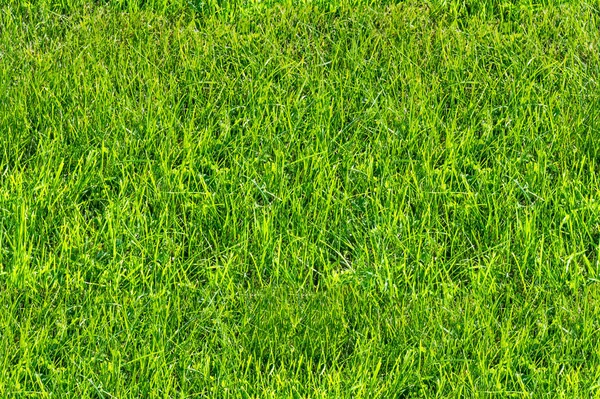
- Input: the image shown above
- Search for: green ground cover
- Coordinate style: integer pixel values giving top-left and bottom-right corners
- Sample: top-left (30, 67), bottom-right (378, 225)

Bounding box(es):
top-left (1, 0), bottom-right (600, 397)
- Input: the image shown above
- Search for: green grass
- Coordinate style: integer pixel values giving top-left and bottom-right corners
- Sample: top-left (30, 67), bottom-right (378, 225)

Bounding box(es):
top-left (1, 0), bottom-right (600, 397)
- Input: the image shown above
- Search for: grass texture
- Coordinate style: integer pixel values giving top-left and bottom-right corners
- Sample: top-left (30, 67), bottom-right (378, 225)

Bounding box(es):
top-left (1, 0), bottom-right (600, 397)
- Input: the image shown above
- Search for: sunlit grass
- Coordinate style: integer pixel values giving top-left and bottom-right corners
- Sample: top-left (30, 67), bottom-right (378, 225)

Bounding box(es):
top-left (1, 0), bottom-right (600, 397)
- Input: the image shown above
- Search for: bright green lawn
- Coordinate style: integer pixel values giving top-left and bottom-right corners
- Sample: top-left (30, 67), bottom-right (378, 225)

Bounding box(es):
top-left (1, 0), bottom-right (600, 397)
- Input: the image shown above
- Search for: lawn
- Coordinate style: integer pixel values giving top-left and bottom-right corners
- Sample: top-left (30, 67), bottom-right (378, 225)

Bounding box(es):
top-left (1, 0), bottom-right (600, 397)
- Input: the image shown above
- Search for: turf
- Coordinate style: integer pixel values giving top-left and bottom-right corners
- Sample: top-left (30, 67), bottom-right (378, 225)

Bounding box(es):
top-left (1, 0), bottom-right (600, 397)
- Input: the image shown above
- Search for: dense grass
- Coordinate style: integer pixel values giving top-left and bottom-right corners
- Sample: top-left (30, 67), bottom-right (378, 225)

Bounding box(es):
top-left (1, 0), bottom-right (600, 397)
